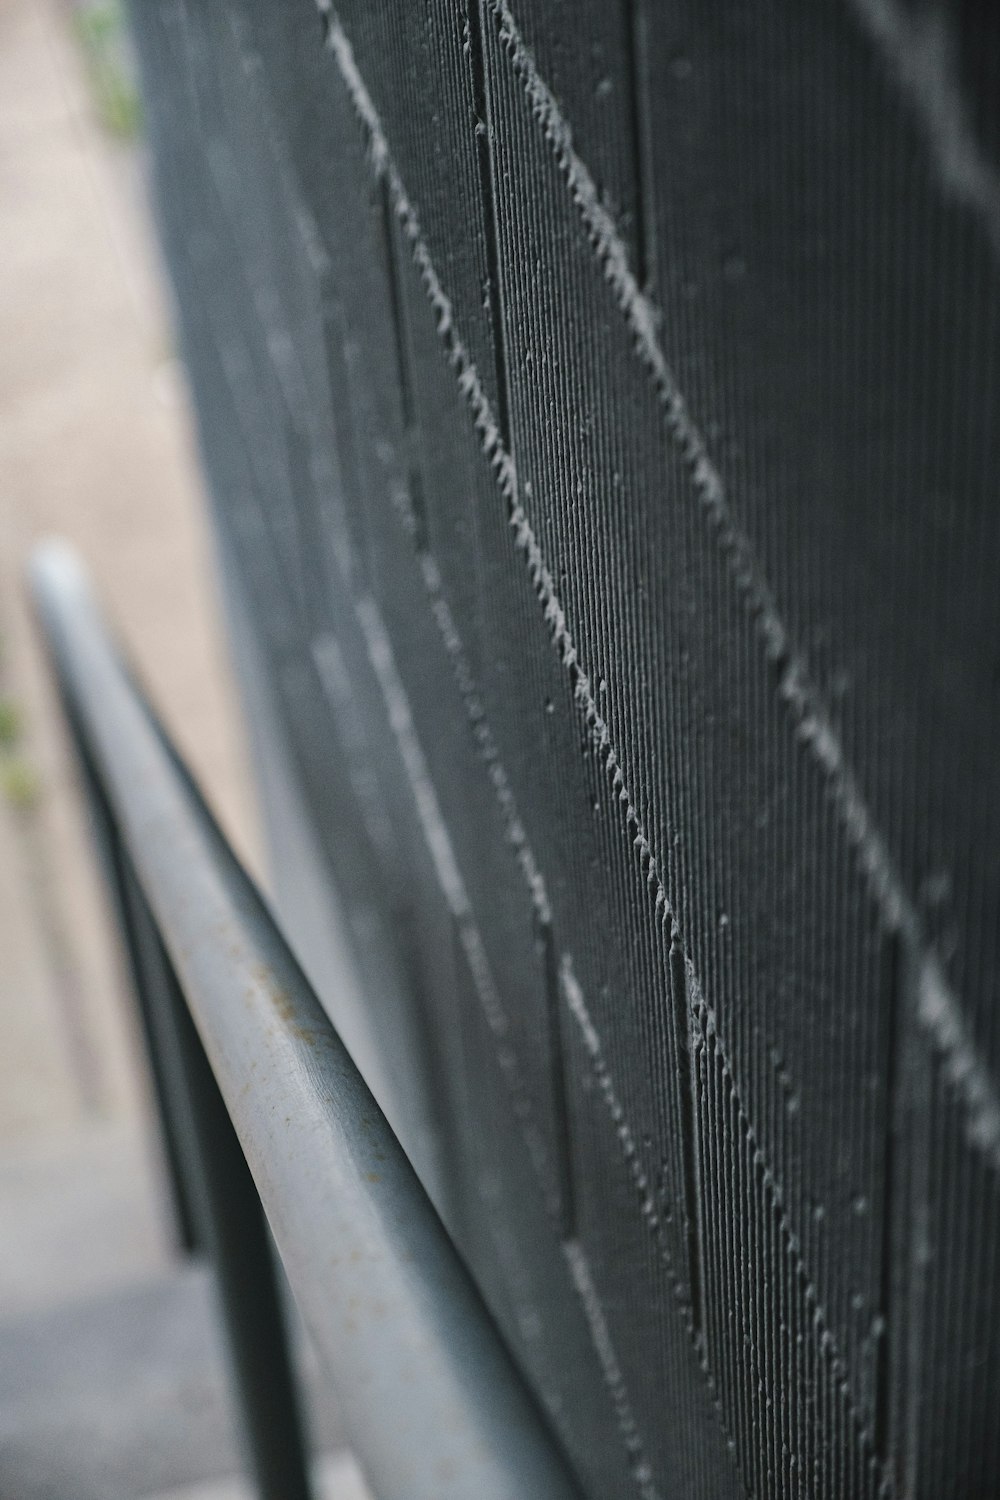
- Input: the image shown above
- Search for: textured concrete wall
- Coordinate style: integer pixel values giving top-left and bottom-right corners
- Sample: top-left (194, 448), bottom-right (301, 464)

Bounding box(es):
top-left (131, 3), bottom-right (1000, 1495)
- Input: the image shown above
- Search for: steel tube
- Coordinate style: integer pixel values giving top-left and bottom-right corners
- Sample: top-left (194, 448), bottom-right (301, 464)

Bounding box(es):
top-left (75, 731), bottom-right (202, 1254)
top-left (30, 541), bottom-right (581, 1500)
top-left (116, 852), bottom-right (313, 1500)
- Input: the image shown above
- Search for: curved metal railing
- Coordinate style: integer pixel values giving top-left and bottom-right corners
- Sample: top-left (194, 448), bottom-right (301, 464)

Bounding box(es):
top-left (30, 541), bottom-right (581, 1500)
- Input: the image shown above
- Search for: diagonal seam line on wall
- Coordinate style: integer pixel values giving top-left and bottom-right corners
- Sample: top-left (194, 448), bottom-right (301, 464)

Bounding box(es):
top-left (183, 58), bottom-right (667, 1485)
top-left (313, 6), bottom-right (896, 1486)
top-left (321, 0), bottom-right (1000, 1174)
top-left (388, 369), bottom-right (863, 1491)
top-left (382, 492), bottom-right (738, 1495)
top-left (389, 420), bottom-right (838, 1494)
top-left (485, 0), bottom-right (1000, 1173)
top-left (559, 954), bottom-right (751, 1492)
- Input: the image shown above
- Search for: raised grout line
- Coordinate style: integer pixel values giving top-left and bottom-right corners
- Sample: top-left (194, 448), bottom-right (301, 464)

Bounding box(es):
top-left (323, 0), bottom-right (999, 1173)
top-left (378, 169), bottom-right (580, 1241)
top-left (560, 954), bottom-right (751, 1497)
top-left (356, 481), bottom-right (655, 1483)
top-left (563, 1236), bottom-right (666, 1500)
top-left (346, 593), bottom-right (553, 1187)
top-left (193, 56), bottom-right (554, 1198)
top-left (187, 8), bottom-right (905, 1488)
top-left (482, 0), bottom-right (1000, 1174)
top-left (313, 7), bottom-right (897, 1484)
top-left (541, 918), bottom-right (578, 1240)
top-left (412, 535), bottom-right (553, 929)
top-left (396, 474), bottom-right (751, 1485)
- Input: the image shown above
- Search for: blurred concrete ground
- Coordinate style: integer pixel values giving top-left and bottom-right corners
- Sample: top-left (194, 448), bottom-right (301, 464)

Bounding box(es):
top-left (0, 0), bottom-right (368, 1494)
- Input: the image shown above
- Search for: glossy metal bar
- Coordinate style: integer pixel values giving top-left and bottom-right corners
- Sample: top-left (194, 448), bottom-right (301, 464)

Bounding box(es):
top-left (30, 541), bottom-right (581, 1500)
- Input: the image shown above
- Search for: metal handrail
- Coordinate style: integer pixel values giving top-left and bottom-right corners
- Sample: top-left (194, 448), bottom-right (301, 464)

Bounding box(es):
top-left (30, 541), bottom-right (581, 1500)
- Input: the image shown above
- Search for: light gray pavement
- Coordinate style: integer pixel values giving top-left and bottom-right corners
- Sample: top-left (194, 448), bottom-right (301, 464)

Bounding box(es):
top-left (0, 2), bottom-right (370, 1494)
top-left (0, 0), bottom-right (260, 1143)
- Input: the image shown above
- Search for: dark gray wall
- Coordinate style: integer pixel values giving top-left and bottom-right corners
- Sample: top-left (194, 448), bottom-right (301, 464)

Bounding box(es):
top-left (130, 3), bottom-right (1000, 1495)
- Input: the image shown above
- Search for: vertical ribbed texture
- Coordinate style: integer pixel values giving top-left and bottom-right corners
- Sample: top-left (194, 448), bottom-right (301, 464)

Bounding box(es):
top-left (128, 0), bottom-right (1000, 1493)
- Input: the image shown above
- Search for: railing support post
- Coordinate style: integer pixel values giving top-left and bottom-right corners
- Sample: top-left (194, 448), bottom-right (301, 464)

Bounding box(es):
top-left (62, 681), bottom-right (202, 1253)
top-left (116, 853), bottom-right (314, 1500)
top-left (30, 540), bottom-right (583, 1500)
